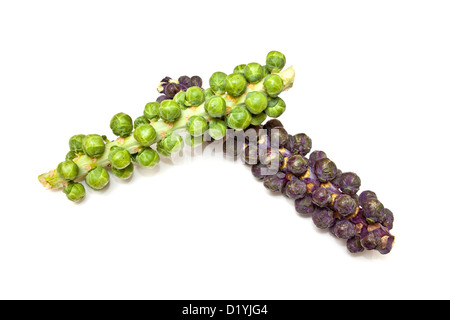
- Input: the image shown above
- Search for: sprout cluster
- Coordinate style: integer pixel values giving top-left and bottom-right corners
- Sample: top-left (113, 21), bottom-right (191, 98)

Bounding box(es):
top-left (41, 51), bottom-right (293, 203)
top-left (227, 119), bottom-right (395, 255)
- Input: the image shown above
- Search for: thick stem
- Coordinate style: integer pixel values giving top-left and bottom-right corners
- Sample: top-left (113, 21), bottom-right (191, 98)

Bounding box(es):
top-left (38, 67), bottom-right (296, 190)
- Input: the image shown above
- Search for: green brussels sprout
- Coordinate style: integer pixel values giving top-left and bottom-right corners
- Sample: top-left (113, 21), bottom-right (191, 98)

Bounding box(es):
top-left (226, 105), bottom-right (252, 130)
top-left (265, 96), bottom-right (286, 118)
top-left (186, 115), bottom-right (208, 137)
top-left (203, 88), bottom-right (215, 101)
top-left (156, 133), bottom-right (184, 157)
top-left (264, 74), bottom-right (284, 97)
top-left (205, 96), bottom-right (227, 118)
top-left (57, 160), bottom-right (79, 181)
top-left (112, 162), bottom-right (134, 179)
top-left (135, 147), bottom-right (160, 168)
top-left (208, 119), bottom-right (227, 140)
top-left (250, 112), bottom-right (267, 126)
top-left (108, 146), bottom-right (131, 169)
top-left (110, 112), bottom-right (133, 137)
top-left (185, 86), bottom-right (205, 107)
top-left (244, 62), bottom-right (264, 83)
top-left (65, 150), bottom-right (77, 161)
top-left (63, 182), bottom-right (86, 202)
top-left (173, 91), bottom-right (187, 109)
top-left (82, 134), bottom-right (105, 158)
top-left (69, 134), bottom-right (86, 153)
top-left (233, 64), bottom-right (246, 75)
top-left (209, 71), bottom-right (227, 94)
top-left (159, 100), bottom-right (182, 122)
top-left (266, 51), bottom-right (286, 73)
top-left (85, 166), bottom-right (110, 190)
top-left (133, 123), bottom-right (157, 147)
top-left (144, 102), bottom-right (160, 121)
top-left (245, 91), bottom-right (268, 114)
top-left (225, 73), bottom-right (247, 97)
top-left (134, 115), bottom-right (149, 129)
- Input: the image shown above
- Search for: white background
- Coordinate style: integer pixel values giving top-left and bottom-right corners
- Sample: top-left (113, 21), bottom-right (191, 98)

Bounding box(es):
top-left (0, 0), bottom-right (449, 300)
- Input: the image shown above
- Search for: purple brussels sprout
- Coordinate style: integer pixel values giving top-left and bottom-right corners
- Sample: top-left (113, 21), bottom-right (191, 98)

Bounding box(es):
top-left (311, 187), bottom-right (332, 207)
top-left (263, 119), bottom-right (284, 131)
top-left (362, 199), bottom-right (385, 223)
top-left (330, 220), bottom-right (357, 240)
top-left (308, 150), bottom-right (327, 168)
top-left (283, 177), bottom-right (307, 200)
top-left (360, 231), bottom-right (382, 250)
top-left (263, 172), bottom-right (286, 192)
top-left (338, 172), bottom-right (361, 195)
top-left (333, 194), bottom-right (358, 217)
top-left (295, 195), bottom-right (316, 215)
top-left (359, 190), bottom-right (378, 204)
top-left (312, 208), bottom-right (336, 229)
top-left (164, 82), bottom-right (181, 98)
top-left (382, 208), bottom-right (394, 230)
top-left (178, 75), bottom-right (192, 88)
top-left (347, 237), bottom-right (365, 253)
top-left (190, 75), bottom-right (203, 88)
top-left (268, 127), bottom-right (289, 148)
top-left (314, 158), bottom-right (338, 182)
top-left (287, 133), bottom-right (312, 156)
top-left (286, 154), bottom-right (309, 176)
top-left (156, 95), bottom-right (170, 103)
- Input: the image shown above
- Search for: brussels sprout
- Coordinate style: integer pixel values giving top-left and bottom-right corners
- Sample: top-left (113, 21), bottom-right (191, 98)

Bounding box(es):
top-left (82, 134), bottom-right (105, 157)
top-left (263, 119), bottom-right (284, 130)
top-left (205, 96), bottom-right (227, 118)
top-left (134, 115), bottom-right (149, 129)
top-left (65, 151), bottom-right (77, 161)
top-left (209, 71), bottom-right (227, 94)
top-left (251, 163), bottom-right (266, 180)
top-left (288, 133), bottom-right (312, 156)
top-left (164, 82), bottom-right (181, 98)
top-left (331, 220), bottom-right (357, 240)
top-left (178, 75), bottom-right (192, 87)
top-left (225, 73), bottom-right (247, 97)
top-left (112, 162), bottom-right (134, 179)
top-left (347, 237), bottom-right (365, 253)
top-left (208, 119), bottom-right (227, 140)
top-left (69, 134), bottom-right (86, 153)
top-left (360, 232), bottom-right (382, 250)
top-left (265, 97), bottom-right (286, 118)
top-left (173, 91), bottom-right (188, 109)
top-left (133, 123), bottom-right (157, 147)
top-left (359, 190), bottom-right (378, 205)
top-left (309, 150), bottom-right (327, 167)
top-left (144, 102), bottom-right (160, 121)
top-left (314, 158), bottom-right (338, 182)
top-left (63, 182), bottom-right (86, 202)
top-left (203, 88), bottom-right (215, 100)
top-left (85, 166), bottom-right (110, 190)
top-left (156, 95), bottom-right (169, 103)
top-left (135, 147), bottom-right (160, 168)
top-left (156, 133), bottom-right (184, 157)
top-left (338, 172), bottom-right (361, 195)
top-left (312, 208), bottom-right (336, 229)
top-left (333, 194), bottom-right (358, 217)
top-left (263, 172), bottom-right (286, 192)
top-left (287, 154), bottom-right (309, 176)
top-left (295, 195), bottom-right (316, 215)
top-left (159, 100), bottom-right (182, 122)
top-left (311, 187), bottom-right (332, 207)
top-left (266, 51), bottom-right (286, 73)
top-left (185, 86), bottom-right (205, 107)
top-left (268, 127), bottom-right (289, 147)
top-left (226, 105), bottom-right (252, 130)
top-left (264, 74), bottom-right (284, 97)
top-left (191, 76), bottom-right (202, 88)
top-left (362, 199), bottom-right (385, 223)
top-left (250, 112), bottom-right (267, 126)
top-left (186, 115), bottom-right (208, 137)
top-left (382, 208), bottom-right (394, 230)
top-left (57, 160), bottom-right (79, 181)
top-left (283, 177), bottom-right (307, 199)
top-left (245, 91), bottom-right (268, 114)
top-left (108, 146), bottom-right (131, 170)
top-left (110, 112), bottom-right (133, 137)
top-left (233, 64), bottom-right (246, 75)
top-left (242, 143), bottom-right (259, 165)
top-left (244, 62), bottom-right (264, 83)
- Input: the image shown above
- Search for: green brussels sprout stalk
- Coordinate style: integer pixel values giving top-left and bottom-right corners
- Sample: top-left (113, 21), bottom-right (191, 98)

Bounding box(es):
top-left (38, 53), bottom-right (295, 192)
